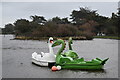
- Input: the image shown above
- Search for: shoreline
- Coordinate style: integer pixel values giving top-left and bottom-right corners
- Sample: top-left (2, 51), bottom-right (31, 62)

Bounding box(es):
top-left (2, 34), bottom-right (119, 40)
top-left (93, 36), bottom-right (120, 40)
top-left (13, 36), bottom-right (93, 40)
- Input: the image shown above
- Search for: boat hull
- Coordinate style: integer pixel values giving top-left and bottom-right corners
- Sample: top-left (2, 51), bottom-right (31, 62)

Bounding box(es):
top-left (32, 58), bottom-right (56, 67)
top-left (61, 64), bottom-right (103, 70)
top-left (32, 58), bottom-right (48, 66)
top-left (56, 58), bottom-right (109, 70)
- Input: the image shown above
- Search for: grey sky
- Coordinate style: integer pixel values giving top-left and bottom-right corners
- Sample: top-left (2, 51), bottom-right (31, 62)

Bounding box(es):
top-left (0, 2), bottom-right (119, 28)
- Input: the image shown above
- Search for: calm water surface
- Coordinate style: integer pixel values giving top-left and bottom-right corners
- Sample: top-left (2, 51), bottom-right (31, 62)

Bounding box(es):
top-left (2, 35), bottom-right (118, 78)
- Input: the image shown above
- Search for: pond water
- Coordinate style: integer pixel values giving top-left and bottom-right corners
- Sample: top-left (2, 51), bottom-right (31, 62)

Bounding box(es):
top-left (2, 35), bottom-right (118, 78)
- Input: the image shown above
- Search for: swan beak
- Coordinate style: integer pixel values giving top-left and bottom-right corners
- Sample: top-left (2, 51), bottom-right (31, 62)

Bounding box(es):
top-left (50, 40), bottom-right (54, 43)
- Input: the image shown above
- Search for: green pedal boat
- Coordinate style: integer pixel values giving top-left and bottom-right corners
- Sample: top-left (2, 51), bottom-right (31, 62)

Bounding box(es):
top-left (51, 37), bottom-right (109, 70)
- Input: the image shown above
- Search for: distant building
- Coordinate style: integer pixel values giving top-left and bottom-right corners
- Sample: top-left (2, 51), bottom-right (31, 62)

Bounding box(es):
top-left (101, 33), bottom-right (105, 36)
top-left (97, 32), bottom-right (100, 36)
top-left (97, 32), bottom-right (105, 36)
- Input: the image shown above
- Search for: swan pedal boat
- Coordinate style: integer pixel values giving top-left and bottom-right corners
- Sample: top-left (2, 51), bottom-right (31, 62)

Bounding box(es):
top-left (32, 37), bottom-right (55, 67)
top-left (32, 52), bottom-right (55, 66)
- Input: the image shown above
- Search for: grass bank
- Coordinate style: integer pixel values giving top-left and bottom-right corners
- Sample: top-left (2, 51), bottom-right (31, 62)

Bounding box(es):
top-left (14, 36), bottom-right (93, 40)
top-left (94, 36), bottom-right (120, 40)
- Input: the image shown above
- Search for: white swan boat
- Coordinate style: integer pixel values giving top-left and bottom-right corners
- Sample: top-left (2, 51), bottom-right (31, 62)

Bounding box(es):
top-left (32, 37), bottom-right (55, 67)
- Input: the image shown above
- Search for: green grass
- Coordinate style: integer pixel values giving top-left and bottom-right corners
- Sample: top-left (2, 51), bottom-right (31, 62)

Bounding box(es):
top-left (94, 36), bottom-right (120, 40)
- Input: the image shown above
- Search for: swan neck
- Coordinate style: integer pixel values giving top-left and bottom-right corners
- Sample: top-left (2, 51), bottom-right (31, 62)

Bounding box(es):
top-left (69, 42), bottom-right (72, 50)
top-left (57, 41), bottom-right (65, 55)
top-left (48, 43), bottom-right (53, 54)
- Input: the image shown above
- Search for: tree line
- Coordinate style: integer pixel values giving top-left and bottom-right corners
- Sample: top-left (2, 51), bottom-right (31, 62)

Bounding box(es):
top-left (2, 7), bottom-right (120, 38)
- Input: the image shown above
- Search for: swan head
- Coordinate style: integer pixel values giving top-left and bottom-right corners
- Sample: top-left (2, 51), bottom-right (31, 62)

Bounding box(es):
top-left (69, 37), bottom-right (73, 44)
top-left (48, 37), bottom-right (54, 44)
top-left (52, 39), bottom-right (64, 47)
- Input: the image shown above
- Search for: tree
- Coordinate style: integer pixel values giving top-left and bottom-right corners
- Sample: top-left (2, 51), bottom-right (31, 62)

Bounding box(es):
top-left (94, 15), bottom-right (109, 33)
top-left (2, 23), bottom-right (14, 34)
top-left (70, 7), bottom-right (97, 25)
top-left (57, 24), bottom-right (79, 37)
top-left (30, 15), bottom-right (47, 25)
top-left (106, 13), bottom-right (119, 36)
top-left (51, 17), bottom-right (70, 24)
top-left (61, 17), bottom-right (70, 24)
top-left (51, 16), bottom-right (62, 24)
top-left (14, 19), bottom-right (30, 36)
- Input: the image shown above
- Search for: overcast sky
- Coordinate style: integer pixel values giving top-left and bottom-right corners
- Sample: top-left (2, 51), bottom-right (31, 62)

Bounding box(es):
top-left (0, 2), bottom-right (119, 28)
